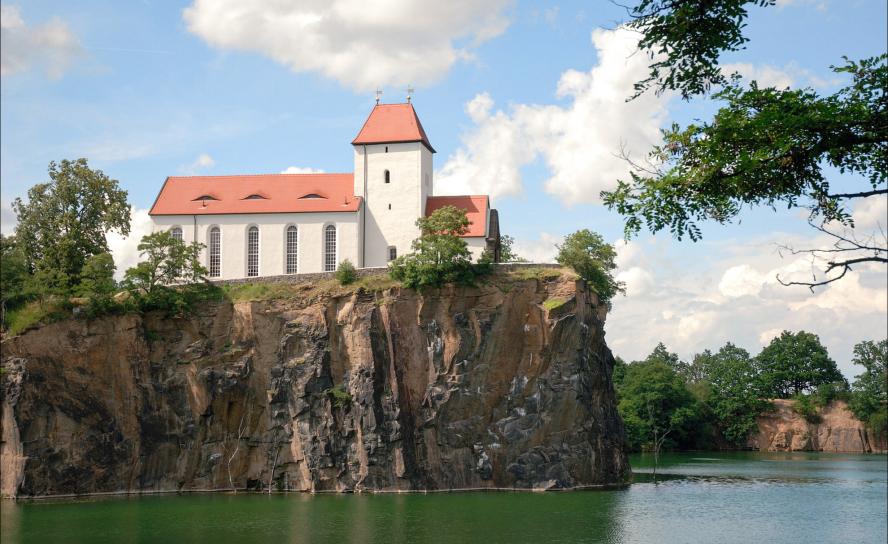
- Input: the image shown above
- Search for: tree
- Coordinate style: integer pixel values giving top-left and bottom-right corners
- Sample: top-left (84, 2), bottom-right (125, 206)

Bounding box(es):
top-left (499, 235), bottom-right (527, 263)
top-left (0, 234), bottom-right (30, 326)
top-left (617, 356), bottom-right (701, 453)
top-left (848, 339), bottom-right (887, 437)
top-left (625, 0), bottom-right (777, 100)
top-left (335, 259), bottom-right (357, 285)
top-left (555, 229), bottom-right (625, 307)
top-left (75, 252), bottom-right (117, 297)
top-left (12, 159), bottom-right (130, 290)
top-left (755, 330), bottom-right (845, 398)
top-left (123, 231), bottom-right (207, 310)
top-left (696, 343), bottom-right (768, 445)
top-left (389, 205), bottom-right (479, 289)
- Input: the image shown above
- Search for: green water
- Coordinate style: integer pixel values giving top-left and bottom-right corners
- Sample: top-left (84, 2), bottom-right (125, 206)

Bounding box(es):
top-left (2, 452), bottom-right (885, 543)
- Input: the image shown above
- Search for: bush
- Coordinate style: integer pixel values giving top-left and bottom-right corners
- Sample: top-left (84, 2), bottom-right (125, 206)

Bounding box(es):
top-left (335, 259), bottom-right (357, 285)
top-left (76, 252), bottom-right (117, 297)
top-left (389, 205), bottom-right (486, 290)
top-left (326, 384), bottom-right (352, 409)
top-left (555, 230), bottom-right (624, 307)
top-left (791, 393), bottom-right (822, 424)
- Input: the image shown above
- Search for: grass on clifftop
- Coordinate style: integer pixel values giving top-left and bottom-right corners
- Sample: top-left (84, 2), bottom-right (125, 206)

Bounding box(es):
top-left (221, 274), bottom-right (401, 303)
top-left (505, 266), bottom-right (571, 282)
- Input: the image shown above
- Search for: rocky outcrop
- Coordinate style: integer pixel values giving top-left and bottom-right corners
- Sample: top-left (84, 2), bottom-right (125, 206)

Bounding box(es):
top-left (748, 399), bottom-right (886, 453)
top-left (1, 274), bottom-right (629, 498)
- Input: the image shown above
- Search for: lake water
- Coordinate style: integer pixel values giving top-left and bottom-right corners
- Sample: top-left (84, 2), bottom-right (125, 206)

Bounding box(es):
top-left (2, 452), bottom-right (885, 543)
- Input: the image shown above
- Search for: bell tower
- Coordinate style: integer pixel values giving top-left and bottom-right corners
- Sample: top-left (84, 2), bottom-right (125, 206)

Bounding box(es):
top-left (352, 99), bottom-right (435, 268)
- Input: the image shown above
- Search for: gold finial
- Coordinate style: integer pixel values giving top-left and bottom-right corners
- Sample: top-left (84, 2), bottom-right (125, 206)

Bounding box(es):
top-left (406, 85), bottom-right (414, 103)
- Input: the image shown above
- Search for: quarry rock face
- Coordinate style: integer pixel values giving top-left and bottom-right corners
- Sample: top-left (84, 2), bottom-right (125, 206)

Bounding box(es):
top-left (748, 399), bottom-right (886, 453)
top-left (1, 275), bottom-right (629, 498)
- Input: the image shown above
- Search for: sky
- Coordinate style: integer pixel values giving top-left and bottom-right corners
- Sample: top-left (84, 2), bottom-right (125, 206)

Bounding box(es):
top-left (1, 0), bottom-right (886, 377)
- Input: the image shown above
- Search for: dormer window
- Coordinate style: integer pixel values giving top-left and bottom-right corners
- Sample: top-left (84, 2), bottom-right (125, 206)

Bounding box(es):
top-left (243, 194), bottom-right (267, 200)
top-left (384, 170), bottom-right (390, 184)
top-left (299, 193), bottom-right (326, 199)
top-left (192, 195), bottom-right (218, 201)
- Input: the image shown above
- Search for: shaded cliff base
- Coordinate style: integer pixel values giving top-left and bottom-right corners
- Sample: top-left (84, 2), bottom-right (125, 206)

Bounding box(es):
top-left (1, 269), bottom-right (630, 499)
top-left (748, 399), bottom-right (886, 453)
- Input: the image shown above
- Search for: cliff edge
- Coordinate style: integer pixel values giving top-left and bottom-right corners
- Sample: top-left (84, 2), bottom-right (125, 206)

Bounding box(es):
top-left (748, 399), bottom-right (886, 453)
top-left (1, 272), bottom-right (629, 498)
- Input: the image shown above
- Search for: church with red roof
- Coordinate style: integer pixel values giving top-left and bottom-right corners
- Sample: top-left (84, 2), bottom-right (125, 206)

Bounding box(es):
top-left (149, 102), bottom-right (500, 279)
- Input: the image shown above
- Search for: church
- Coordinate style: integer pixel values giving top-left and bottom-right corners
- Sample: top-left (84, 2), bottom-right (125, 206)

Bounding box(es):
top-left (148, 102), bottom-right (500, 280)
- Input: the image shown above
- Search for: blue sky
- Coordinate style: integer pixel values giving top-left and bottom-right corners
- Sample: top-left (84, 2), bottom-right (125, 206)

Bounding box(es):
top-left (2, 0), bottom-right (886, 374)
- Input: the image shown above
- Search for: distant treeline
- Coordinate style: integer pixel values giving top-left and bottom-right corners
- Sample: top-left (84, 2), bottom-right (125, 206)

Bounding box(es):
top-left (613, 332), bottom-right (887, 452)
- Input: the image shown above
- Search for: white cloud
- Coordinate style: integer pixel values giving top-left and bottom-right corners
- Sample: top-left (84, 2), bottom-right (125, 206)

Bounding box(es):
top-left (0, 197), bottom-right (17, 236)
top-left (281, 166), bottom-right (326, 174)
top-left (719, 264), bottom-right (766, 298)
top-left (605, 230), bottom-right (887, 378)
top-left (852, 195), bottom-right (888, 232)
top-left (617, 266), bottom-right (655, 297)
top-left (721, 62), bottom-right (795, 89)
top-left (1, 5), bottom-right (82, 78)
top-left (511, 232), bottom-right (561, 263)
top-left (182, 0), bottom-right (512, 91)
top-left (107, 208), bottom-right (153, 279)
top-left (192, 153), bottom-right (215, 169)
top-left (435, 27), bottom-right (670, 205)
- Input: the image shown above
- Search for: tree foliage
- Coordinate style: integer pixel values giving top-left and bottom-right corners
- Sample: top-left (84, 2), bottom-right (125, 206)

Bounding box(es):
top-left (0, 234), bottom-right (30, 326)
top-left (627, 0), bottom-right (776, 100)
top-left (123, 231), bottom-right (209, 313)
top-left (616, 356), bottom-right (702, 451)
top-left (75, 252), bottom-right (117, 297)
top-left (604, 56), bottom-right (887, 243)
top-left (335, 259), bottom-right (357, 285)
top-left (848, 339), bottom-right (888, 436)
top-left (755, 330), bottom-right (845, 398)
top-left (389, 205), bottom-right (483, 289)
top-left (498, 235), bottom-right (526, 263)
top-left (555, 229), bottom-right (625, 306)
top-left (12, 159), bottom-right (131, 290)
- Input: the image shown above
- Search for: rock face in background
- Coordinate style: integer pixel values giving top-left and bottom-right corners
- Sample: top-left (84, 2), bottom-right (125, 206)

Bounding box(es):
top-left (748, 399), bottom-right (886, 453)
top-left (1, 275), bottom-right (629, 498)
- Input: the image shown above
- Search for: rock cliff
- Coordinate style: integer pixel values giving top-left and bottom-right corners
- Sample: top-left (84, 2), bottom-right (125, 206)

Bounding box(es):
top-left (1, 272), bottom-right (629, 498)
top-left (748, 399), bottom-right (886, 453)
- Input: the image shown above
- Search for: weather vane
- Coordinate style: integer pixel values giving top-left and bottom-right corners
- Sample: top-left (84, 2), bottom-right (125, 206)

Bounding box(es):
top-left (375, 88), bottom-right (383, 105)
top-left (407, 85), bottom-right (414, 103)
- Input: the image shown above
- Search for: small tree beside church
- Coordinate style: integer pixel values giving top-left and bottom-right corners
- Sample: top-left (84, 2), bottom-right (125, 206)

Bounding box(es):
top-left (389, 205), bottom-right (480, 289)
top-left (123, 231), bottom-right (209, 313)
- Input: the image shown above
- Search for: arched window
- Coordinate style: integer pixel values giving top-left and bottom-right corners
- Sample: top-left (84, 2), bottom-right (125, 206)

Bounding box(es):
top-left (324, 225), bottom-right (337, 272)
top-left (208, 227), bottom-right (221, 277)
top-left (286, 226), bottom-right (298, 274)
top-left (384, 170), bottom-right (390, 184)
top-left (170, 226), bottom-right (183, 241)
top-left (246, 226), bottom-right (259, 277)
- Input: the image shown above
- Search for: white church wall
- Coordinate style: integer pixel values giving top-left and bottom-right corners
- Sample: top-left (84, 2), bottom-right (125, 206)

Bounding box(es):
top-left (465, 237), bottom-right (488, 261)
top-left (151, 213), bottom-right (359, 279)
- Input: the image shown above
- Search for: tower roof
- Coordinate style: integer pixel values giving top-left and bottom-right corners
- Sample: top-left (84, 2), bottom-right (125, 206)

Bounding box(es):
top-left (352, 103), bottom-right (435, 153)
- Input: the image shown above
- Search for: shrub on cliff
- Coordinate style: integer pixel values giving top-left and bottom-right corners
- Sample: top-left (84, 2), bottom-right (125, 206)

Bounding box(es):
top-left (555, 230), bottom-right (625, 308)
top-left (335, 259), bottom-right (357, 285)
top-left (389, 205), bottom-right (484, 289)
top-left (123, 231), bottom-right (213, 314)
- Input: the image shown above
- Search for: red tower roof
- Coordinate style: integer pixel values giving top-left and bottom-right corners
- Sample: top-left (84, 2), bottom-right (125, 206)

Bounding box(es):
top-left (352, 103), bottom-right (435, 152)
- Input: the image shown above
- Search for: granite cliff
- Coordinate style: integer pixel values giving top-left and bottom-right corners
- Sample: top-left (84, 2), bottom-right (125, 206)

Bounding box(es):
top-left (748, 399), bottom-right (886, 453)
top-left (1, 271), bottom-right (629, 498)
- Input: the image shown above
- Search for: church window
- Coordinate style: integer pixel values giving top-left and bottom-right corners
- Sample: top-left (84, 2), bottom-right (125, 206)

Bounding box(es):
top-left (286, 226), bottom-right (298, 274)
top-left (384, 170), bottom-right (390, 183)
top-left (385, 146), bottom-right (388, 153)
top-left (388, 203), bottom-right (391, 210)
top-left (324, 225), bottom-right (337, 272)
top-left (247, 226), bottom-right (259, 277)
top-left (170, 226), bottom-right (182, 241)
top-left (388, 246), bottom-right (397, 262)
top-left (208, 227), bottom-right (221, 277)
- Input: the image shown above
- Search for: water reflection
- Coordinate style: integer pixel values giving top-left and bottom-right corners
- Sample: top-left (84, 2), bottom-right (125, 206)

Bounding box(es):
top-left (1, 453), bottom-right (885, 544)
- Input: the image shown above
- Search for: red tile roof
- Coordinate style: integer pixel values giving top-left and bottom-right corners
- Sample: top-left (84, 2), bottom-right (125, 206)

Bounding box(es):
top-left (425, 195), bottom-right (489, 238)
top-left (148, 173), bottom-right (361, 215)
top-left (352, 103), bottom-right (435, 152)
